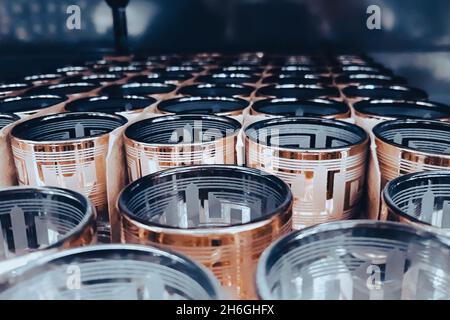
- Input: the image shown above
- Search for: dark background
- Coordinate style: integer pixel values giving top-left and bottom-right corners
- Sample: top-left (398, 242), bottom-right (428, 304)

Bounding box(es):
top-left (0, 0), bottom-right (449, 102)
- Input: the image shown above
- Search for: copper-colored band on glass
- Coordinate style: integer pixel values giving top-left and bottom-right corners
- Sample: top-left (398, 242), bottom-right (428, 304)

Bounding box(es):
top-left (10, 112), bottom-right (127, 242)
top-left (373, 119), bottom-right (450, 190)
top-left (381, 170), bottom-right (450, 237)
top-left (245, 117), bottom-right (369, 229)
top-left (0, 186), bottom-right (96, 261)
top-left (118, 165), bottom-right (293, 299)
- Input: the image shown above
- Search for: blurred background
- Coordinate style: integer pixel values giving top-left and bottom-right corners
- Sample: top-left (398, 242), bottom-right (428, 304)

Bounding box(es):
top-left (0, 0), bottom-right (449, 102)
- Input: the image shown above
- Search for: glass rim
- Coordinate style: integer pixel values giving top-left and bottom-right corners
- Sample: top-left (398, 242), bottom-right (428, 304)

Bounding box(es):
top-left (251, 97), bottom-right (349, 116)
top-left (0, 95), bottom-right (67, 113)
top-left (0, 185), bottom-right (95, 252)
top-left (383, 170), bottom-right (450, 226)
top-left (373, 118), bottom-right (450, 156)
top-left (262, 74), bottom-right (333, 85)
top-left (256, 83), bottom-right (340, 97)
top-left (245, 116), bottom-right (368, 152)
top-left (0, 243), bottom-right (222, 299)
top-left (25, 82), bottom-right (98, 96)
top-left (268, 65), bottom-right (329, 73)
top-left (118, 164), bottom-right (293, 231)
top-left (335, 73), bottom-right (405, 84)
top-left (211, 65), bottom-right (264, 72)
top-left (11, 111), bottom-right (128, 143)
top-left (0, 112), bottom-right (20, 122)
top-left (65, 95), bottom-right (155, 113)
top-left (354, 99), bottom-right (450, 119)
top-left (152, 65), bottom-right (204, 73)
top-left (124, 113), bottom-right (241, 145)
top-left (0, 82), bottom-right (32, 90)
top-left (342, 84), bottom-right (428, 99)
top-left (100, 82), bottom-right (177, 95)
top-left (63, 73), bottom-right (124, 84)
top-left (46, 82), bottom-right (98, 89)
top-left (177, 83), bottom-right (254, 97)
top-left (196, 72), bottom-right (260, 82)
top-left (256, 219), bottom-right (450, 299)
top-left (158, 96), bottom-right (249, 113)
top-left (24, 73), bottom-right (62, 81)
top-left (131, 73), bottom-right (193, 82)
